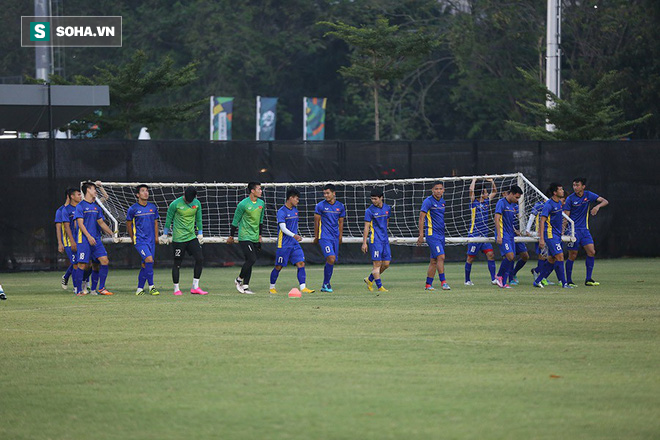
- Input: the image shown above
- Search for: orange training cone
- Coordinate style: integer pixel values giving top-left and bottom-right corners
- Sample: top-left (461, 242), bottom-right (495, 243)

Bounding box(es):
top-left (288, 288), bottom-right (302, 298)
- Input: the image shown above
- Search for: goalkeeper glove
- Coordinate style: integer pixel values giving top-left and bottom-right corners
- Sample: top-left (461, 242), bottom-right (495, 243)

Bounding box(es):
top-left (158, 235), bottom-right (170, 245)
top-left (112, 230), bottom-right (120, 243)
top-left (197, 232), bottom-right (204, 245)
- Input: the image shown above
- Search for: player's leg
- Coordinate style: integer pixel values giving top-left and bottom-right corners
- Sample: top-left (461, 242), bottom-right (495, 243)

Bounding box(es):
top-left (550, 240), bottom-right (570, 288)
top-left (237, 241), bottom-right (258, 294)
top-left (582, 232), bottom-right (598, 285)
top-left (135, 245), bottom-right (148, 295)
top-left (144, 243), bottom-right (158, 295)
top-left (90, 260), bottom-right (100, 292)
top-left (270, 247), bottom-right (289, 294)
top-left (465, 244), bottom-right (477, 285)
top-left (425, 258), bottom-right (437, 290)
top-left (0, 283), bottom-right (5, 300)
top-left (172, 242), bottom-right (184, 295)
top-left (320, 239), bottom-right (337, 292)
top-left (291, 247), bottom-right (313, 293)
top-left (93, 242), bottom-right (112, 295)
top-left (376, 244), bottom-right (391, 291)
top-left (188, 239), bottom-right (207, 295)
top-left (496, 239), bottom-right (515, 287)
top-left (534, 253), bottom-right (555, 287)
top-left (511, 246), bottom-right (529, 285)
top-left (566, 232), bottom-right (580, 286)
top-left (485, 248), bottom-right (497, 284)
top-left (74, 243), bottom-right (90, 295)
top-left (61, 247), bottom-right (74, 290)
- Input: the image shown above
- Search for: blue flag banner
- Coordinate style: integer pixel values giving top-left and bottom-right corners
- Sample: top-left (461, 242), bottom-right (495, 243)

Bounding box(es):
top-left (210, 96), bottom-right (233, 140)
top-left (256, 96), bottom-right (278, 140)
top-left (304, 97), bottom-right (327, 141)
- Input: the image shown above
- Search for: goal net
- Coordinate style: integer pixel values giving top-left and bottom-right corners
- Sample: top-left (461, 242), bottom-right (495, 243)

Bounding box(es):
top-left (91, 173), bottom-right (575, 245)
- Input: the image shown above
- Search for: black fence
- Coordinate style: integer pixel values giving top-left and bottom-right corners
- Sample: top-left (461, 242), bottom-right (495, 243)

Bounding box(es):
top-left (0, 139), bottom-right (658, 271)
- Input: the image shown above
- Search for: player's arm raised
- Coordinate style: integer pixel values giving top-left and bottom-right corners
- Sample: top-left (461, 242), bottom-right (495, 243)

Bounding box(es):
top-left (469, 178), bottom-right (476, 202)
top-left (591, 196), bottom-right (609, 216)
top-left (487, 178), bottom-right (497, 200)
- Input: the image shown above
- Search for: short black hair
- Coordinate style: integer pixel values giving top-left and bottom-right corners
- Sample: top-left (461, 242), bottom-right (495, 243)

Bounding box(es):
top-left (431, 181), bottom-right (444, 188)
top-left (135, 184), bottom-right (149, 195)
top-left (184, 186), bottom-right (197, 202)
top-left (547, 182), bottom-right (563, 197)
top-left (247, 181), bottom-right (261, 193)
top-left (81, 181), bottom-right (96, 195)
top-left (509, 185), bottom-right (523, 195)
top-left (286, 188), bottom-right (300, 200)
top-left (573, 177), bottom-right (587, 185)
top-left (66, 187), bottom-right (79, 198)
top-left (322, 183), bottom-right (336, 192)
top-left (370, 187), bottom-right (383, 198)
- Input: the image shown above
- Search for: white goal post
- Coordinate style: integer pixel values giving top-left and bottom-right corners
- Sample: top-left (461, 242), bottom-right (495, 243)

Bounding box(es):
top-left (89, 173), bottom-right (575, 245)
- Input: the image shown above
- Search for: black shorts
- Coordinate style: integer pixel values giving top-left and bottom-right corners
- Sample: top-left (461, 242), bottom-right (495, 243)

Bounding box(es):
top-left (239, 240), bottom-right (261, 259)
top-left (173, 239), bottom-right (203, 261)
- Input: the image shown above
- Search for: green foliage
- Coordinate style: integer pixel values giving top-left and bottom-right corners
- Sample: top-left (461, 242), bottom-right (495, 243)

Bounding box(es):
top-left (507, 70), bottom-right (653, 140)
top-left (320, 17), bottom-right (437, 140)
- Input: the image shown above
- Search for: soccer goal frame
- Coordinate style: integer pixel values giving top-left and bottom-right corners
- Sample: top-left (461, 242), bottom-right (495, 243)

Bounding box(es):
top-left (88, 173), bottom-right (575, 245)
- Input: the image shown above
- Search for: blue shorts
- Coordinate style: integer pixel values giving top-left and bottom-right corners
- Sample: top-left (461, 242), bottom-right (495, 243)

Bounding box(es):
top-left (545, 237), bottom-right (564, 256)
top-left (467, 242), bottom-right (493, 256)
top-left (426, 236), bottom-right (445, 258)
top-left (566, 229), bottom-right (594, 250)
top-left (319, 238), bottom-right (339, 260)
top-left (135, 243), bottom-right (155, 262)
top-left (76, 240), bottom-right (108, 263)
top-left (515, 242), bottom-right (528, 255)
top-left (275, 245), bottom-right (305, 267)
top-left (499, 237), bottom-right (516, 256)
top-left (369, 241), bottom-right (391, 262)
top-left (64, 246), bottom-right (76, 265)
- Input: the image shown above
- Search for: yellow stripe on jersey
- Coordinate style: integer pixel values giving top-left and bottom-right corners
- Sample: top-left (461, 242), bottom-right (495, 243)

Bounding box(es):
top-left (61, 223), bottom-right (70, 246)
top-left (535, 213), bottom-right (539, 233)
top-left (277, 230), bottom-right (283, 248)
top-left (318, 220), bottom-right (322, 239)
top-left (132, 222), bottom-right (137, 244)
top-left (498, 216), bottom-right (503, 237)
top-left (426, 211), bottom-right (432, 236)
top-left (469, 207), bottom-right (476, 234)
top-left (369, 221), bottom-right (374, 244)
top-left (586, 210), bottom-right (590, 230)
top-left (77, 228), bottom-right (83, 244)
top-left (547, 214), bottom-right (553, 238)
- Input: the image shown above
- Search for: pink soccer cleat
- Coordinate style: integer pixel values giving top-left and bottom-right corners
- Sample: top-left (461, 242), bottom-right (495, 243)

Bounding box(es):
top-left (495, 276), bottom-right (504, 288)
top-left (190, 287), bottom-right (208, 295)
top-left (173, 290), bottom-right (183, 296)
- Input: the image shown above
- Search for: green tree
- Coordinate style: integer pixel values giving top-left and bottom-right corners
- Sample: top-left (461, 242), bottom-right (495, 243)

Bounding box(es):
top-left (506, 69), bottom-right (652, 140)
top-left (320, 17), bottom-right (436, 140)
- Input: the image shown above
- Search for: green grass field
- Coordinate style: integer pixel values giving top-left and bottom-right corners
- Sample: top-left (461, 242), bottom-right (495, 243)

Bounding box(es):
top-left (1, 259), bottom-right (659, 439)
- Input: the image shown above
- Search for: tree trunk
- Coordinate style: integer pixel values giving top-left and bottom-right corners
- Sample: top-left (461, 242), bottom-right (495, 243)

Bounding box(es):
top-left (374, 85), bottom-right (380, 140)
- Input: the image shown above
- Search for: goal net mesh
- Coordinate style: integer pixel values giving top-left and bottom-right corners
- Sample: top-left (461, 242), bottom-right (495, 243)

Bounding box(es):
top-left (94, 173), bottom-right (572, 244)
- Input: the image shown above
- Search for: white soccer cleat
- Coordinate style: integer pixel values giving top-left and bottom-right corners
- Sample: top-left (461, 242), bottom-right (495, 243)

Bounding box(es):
top-left (464, 281), bottom-right (475, 286)
top-left (234, 277), bottom-right (245, 294)
top-left (242, 285), bottom-right (255, 295)
top-left (61, 275), bottom-right (68, 290)
top-left (491, 279), bottom-right (498, 285)
top-left (81, 281), bottom-right (89, 295)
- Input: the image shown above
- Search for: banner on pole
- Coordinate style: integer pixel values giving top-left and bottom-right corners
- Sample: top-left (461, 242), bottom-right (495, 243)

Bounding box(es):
top-left (210, 96), bottom-right (233, 140)
top-left (303, 97), bottom-right (327, 141)
top-left (256, 96), bottom-right (278, 141)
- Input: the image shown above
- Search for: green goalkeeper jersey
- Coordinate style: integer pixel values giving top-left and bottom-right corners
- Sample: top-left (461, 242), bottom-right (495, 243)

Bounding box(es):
top-left (232, 197), bottom-right (265, 242)
top-left (165, 196), bottom-right (203, 243)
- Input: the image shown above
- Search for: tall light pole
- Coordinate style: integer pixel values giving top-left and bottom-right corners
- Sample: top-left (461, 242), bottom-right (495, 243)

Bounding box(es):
top-left (546, 0), bottom-right (561, 131)
top-left (34, 0), bottom-right (53, 81)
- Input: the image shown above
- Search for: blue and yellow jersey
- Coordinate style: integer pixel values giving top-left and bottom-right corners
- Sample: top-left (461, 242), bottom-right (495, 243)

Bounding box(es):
top-left (494, 198), bottom-right (517, 239)
top-left (531, 201), bottom-right (544, 233)
top-left (74, 200), bottom-right (103, 243)
top-left (365, 203), bottom-right (391, 244)
top-left (54, 205), bottom-right (71, 247)
top-left (420, 196), bottom-right (446, 238)
top-left (315, 200), bottom-right (346, 240)
top-left (276, 205), bottom-right (300, 249)
top-left (541, 198), bottom-right (564, 239)
top-left (126, 202), bottom-right (159, 245)
top-left (468, 199), bottom-right (491, 237)
top-left (564, 191), bottom-right (600, 230)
